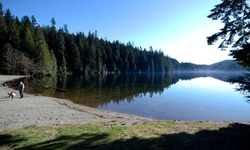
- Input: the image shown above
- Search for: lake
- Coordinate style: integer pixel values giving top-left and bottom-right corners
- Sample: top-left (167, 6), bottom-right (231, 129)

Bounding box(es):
top-left (10, 72), bottom-right (250, 122)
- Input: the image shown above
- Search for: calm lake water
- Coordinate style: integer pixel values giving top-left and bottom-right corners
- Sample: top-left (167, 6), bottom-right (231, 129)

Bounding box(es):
top-left (10, 72), bottom-right (250, 122)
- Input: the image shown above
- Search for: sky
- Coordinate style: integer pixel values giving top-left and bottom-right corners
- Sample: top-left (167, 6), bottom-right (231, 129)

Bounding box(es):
top-left (1, 0), bottom-right (232, 65)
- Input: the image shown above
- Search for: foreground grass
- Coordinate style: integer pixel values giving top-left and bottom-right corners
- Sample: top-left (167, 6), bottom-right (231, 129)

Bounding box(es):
top-left (1, 121), bottom-right (250, 150)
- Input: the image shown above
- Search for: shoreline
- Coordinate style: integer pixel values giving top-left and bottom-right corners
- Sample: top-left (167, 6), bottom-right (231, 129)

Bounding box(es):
top-left (1, 75), bottom-right (249, 133)
top-left (2, 76), bottom-right (250, 149)
top-left (0, 75), bottom-right (154, 132)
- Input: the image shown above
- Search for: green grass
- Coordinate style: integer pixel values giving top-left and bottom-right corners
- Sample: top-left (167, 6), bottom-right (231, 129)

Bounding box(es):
top-left (1, 121), bottom-right (250, 150)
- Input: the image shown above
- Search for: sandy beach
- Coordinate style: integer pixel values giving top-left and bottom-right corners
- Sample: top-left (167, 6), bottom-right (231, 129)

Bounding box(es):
top-left (0, 75), bottom-right (154, 132)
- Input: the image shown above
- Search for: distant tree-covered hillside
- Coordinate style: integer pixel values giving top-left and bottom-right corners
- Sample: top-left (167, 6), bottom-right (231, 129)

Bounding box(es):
top-left (209, 60), bottom-right (246, 71)
top-left (0, 4), bottom-right (178, 76)
top-left (179, 60), bottom-right (246, 72)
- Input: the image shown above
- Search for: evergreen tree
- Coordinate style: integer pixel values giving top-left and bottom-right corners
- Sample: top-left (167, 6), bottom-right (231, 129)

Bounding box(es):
top-left (126, 42), bottom-right (136, 72)
top-left (230, 44), bottom-right (250, 68)
top-left (50, 50), bottom-right (58, 76)
top-left (207, 0), bottom-right (250, 68)
top-left (138, 49), bottom-right (150, 72)
top-left (163, 56), bottom-right (174, 72)
top-left (0, 3), bottom-right (7, 73)
top-left (34, 26), bottom-right (53, 75)
top-left (207, 0), bottom-right (250, 49)
top-left (65, 34), bottom-right (83, 75)
top-left (19, 16), bottom-right (35, 57)
top-left (95, 46), bottom-right (102, 74)
top-left (75, 32), bottom-right (89, 74)
top-left (0, 4), bottom-right (179, 75)
top-left (46, 18), bottom-right (57, 52)
top-left (4, 9), bottom-right (20, 48)
top-left (112, 41), bottom-right (121, 72)
top-left (86, 32), bottom-right (98, 73)
top-left (56, 30), bottom-right (67, 74)
top-left (31, 15), bottom-right (37, 28)
top-left (51, 17), bottom-right (56, 27)
top-left (119, 43), bottom-right (129, 72)
top-left (0, 3), bottom-right (7, 47)
top-left (101, 40), bottom-right (111, 73)
top-left (44, 19), bottom-right (67, 75)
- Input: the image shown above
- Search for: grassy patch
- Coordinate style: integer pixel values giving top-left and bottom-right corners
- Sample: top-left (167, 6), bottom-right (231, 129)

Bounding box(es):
top-left (1, 121), bottom-right (250, 149)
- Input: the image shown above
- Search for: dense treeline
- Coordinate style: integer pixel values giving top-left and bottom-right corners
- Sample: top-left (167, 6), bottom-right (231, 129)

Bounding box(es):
top-left (0, 4), bottom-right (179, 76)
top-left (179, 60), bottom-right (246, 72)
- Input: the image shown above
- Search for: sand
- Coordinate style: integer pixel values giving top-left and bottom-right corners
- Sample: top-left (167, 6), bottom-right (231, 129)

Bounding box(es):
top-left (0, 75), bottom-right (154, 131)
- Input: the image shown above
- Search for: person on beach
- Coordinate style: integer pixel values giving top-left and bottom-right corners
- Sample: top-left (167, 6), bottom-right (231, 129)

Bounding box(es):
top-left (18, 81), bottom-right (25, 98)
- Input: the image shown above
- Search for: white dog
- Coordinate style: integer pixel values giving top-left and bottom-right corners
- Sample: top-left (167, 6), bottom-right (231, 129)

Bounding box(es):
top-left (7, 91), bottom-right (16, 100)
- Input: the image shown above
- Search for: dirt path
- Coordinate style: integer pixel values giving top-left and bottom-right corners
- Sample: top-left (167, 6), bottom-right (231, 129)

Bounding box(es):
top-left (0, 75), bottom-right (154, 131)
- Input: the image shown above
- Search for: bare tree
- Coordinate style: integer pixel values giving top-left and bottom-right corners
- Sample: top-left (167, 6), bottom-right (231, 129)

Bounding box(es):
top-left (2, 43), bottom-right (20, 74)
top-left (2, 43), bottom-right (39, 75)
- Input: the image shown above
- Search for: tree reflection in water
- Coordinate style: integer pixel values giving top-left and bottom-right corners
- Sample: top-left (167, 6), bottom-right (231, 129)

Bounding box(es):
top-left (10, 71), bottom-right (249, 106)
top-left (228, 73), bottom-right (250, 102)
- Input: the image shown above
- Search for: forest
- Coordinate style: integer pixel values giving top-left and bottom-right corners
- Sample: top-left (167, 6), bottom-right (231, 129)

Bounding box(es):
top-left (1, 3), bottom-right (243, 77)
top-left (0, 4), bottom-right (184, 77)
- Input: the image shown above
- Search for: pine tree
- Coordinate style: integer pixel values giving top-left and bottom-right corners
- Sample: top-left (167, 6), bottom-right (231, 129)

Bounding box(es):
top-left (19, 16), bottom-right (35, 57)
top-left (4, 9), bottom-right (20, 48)
top-left (207, 0), bottom-right (250, 49)
top-left (0, 3), bottom-right (7, 47)
top-left (0, 3), bottom-right (7, 73)
top-left (56, 30), bottom-right (67, 74)
top-left (127, 42), bottom-right (136, 72)
top-left (65, 34), bottom-right (83, 75)
top-left (34, 26), bottom-right (53, 75)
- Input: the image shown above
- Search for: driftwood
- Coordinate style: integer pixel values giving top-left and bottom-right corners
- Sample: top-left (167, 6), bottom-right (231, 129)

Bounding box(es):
top-left (55, 88), bottom-right (67, 92)
top-left (43, 85), bottom-right (67, 92)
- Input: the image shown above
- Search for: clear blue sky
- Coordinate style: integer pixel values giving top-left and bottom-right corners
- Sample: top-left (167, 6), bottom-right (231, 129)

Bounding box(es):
top-left (1, 0), bottom-right (232, 64)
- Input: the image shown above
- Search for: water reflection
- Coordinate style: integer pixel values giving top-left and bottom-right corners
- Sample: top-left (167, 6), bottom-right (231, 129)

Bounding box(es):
top-left (9, 71), bottom-right (250, 121)
top-left (10, 71), bottom-right (245, 107)
top-left (228, 72), bottom-right (250, 101)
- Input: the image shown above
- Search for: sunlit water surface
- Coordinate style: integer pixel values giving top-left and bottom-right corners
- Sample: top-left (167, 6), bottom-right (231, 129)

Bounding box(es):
top-left (11, 74), bottom-right (250, 122)
top-left (98, 77), bottom-right (250, 121)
